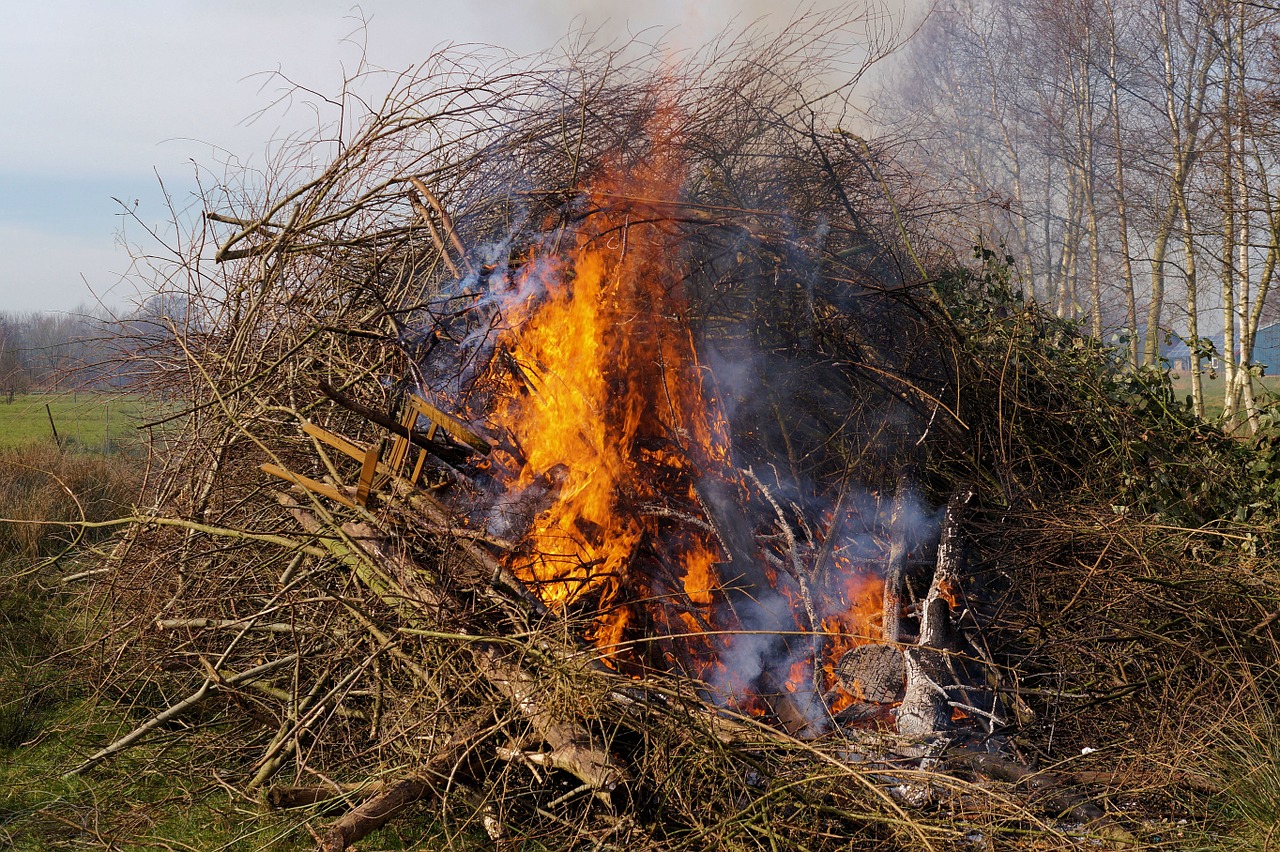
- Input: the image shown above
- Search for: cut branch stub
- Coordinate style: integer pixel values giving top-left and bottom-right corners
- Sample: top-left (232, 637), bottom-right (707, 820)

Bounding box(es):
top-left (881, 473), bottom-right (916, 646)
top-left (836, 643), bottom-right (905, 705)
top-left (476, 645), bottom-right (629, 802)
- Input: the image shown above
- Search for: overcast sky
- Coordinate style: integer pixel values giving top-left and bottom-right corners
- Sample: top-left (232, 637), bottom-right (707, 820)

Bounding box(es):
top-left (0, 1), bottom-right (920, 315)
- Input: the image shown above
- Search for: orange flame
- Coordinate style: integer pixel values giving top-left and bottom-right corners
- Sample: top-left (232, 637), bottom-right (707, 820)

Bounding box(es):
top-left (485, 107), bottom-right (725, 660)
top-left (474, 103), bottom-right (891, 729)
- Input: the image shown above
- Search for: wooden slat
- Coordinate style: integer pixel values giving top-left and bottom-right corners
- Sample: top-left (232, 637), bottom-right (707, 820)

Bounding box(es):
top-left (408, 396), bottom-right (491, 454)
top-left (408, 449), bottom-right (427, 486)
top-left (295, 398), bottom-right (476, 507)
top-left (355, 440), bottom-right (382, 506)
top-left (382, 405), bottom-right (417, 476)
top-left (302, 421), bottom-right (368, 463)
top-left (261, 463), bottom-right (357, 508)
top-left (305, 421), bottom-right (405, 482)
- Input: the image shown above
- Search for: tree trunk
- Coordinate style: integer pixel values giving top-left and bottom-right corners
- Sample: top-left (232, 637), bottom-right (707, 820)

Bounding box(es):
top-left (1143, 202), bottom-right (1177, 367)
top-left (1105, 0), bottom-right (1139, 366)
top-left (1178, 185), bottom-right (1204, 417)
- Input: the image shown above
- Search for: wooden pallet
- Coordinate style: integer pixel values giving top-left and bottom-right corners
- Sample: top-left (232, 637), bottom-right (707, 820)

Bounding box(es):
top-left (262, 394), bottom-right (486, 507)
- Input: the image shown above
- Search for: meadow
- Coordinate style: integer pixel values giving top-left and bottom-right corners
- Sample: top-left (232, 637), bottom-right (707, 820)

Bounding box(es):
top-left (1167, 371), bottom-right (1280, 421)
top-left (0, 406), bottom-right (412, 849)
top-left (0, 422), bottom-right (313, 848)
top-left (0, 392), bottom-right (157, 452)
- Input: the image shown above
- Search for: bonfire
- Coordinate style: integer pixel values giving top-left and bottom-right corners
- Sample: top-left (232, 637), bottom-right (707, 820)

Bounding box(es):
top-left (76, 19), bottom-right (1271, 851)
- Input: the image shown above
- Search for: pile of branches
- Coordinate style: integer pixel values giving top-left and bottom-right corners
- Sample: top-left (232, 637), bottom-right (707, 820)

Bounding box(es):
top-left (79, 14), bottom-right (1280, 851)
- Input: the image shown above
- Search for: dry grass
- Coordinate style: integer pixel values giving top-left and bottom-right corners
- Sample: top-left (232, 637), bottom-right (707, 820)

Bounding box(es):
top-left (0, 443), bottom-right (144, 848)
top-left (0, 443), bottom-right (139, 564)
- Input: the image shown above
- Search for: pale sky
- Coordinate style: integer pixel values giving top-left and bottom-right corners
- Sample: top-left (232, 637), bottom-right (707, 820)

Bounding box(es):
top-left (0, 1), bottom-right (920, 314)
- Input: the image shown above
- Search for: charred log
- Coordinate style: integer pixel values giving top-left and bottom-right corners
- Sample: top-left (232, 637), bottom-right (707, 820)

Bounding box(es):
top-left (317, 380), bottom-right (478, 464)
top-left (898, 488), bottom-right (973, 738)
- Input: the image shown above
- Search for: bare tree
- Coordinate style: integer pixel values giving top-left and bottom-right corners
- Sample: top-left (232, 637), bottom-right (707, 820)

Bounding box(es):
top-left (878, 0), bottom-right (1280, 426)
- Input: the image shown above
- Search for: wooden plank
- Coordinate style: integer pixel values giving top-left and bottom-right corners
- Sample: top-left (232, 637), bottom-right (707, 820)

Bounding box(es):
top-left (383, 405), bottom-right (418, 476)
top-left (408, 396), bottom-right (490, 454)
top-left (302, 421), bottom-right (368, 463)
top-left (355, 440), bottom-right (382, 506)
top-left (408, 449), bottom-right (427, 487)
top-left (261, 463), bottom-right (357, 508)
top-left (305, 421), bottom-right (405, 482)
top-left (317, 382), bottom-right (481, 465)
top-left (299, 407), bottom-right (459, 504)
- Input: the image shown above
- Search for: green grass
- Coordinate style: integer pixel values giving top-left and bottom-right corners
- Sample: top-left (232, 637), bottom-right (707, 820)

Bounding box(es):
top-left (0, 691), bottom-right (464, 850)
top-left (1166, 373), bottom-right (1280, 422)
top-left (0, 443), bottom-right (468, 850)
top-left (0, 444), bottom-right (306, 850)
top-left (1207, 713), bottom-right (1280, 850)
top-left (0, 393), bottom-right (160, 453)
top-left (0, 695), bottom-right (320, 851)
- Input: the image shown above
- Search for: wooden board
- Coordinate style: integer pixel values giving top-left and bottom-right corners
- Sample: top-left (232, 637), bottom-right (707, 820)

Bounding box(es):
top-left (407, 395), bottom-right (490, 454)
top-left (261, 463), bottom-right (357, 508)
top-left (302, 421), bottom-right (368, 463)
top-left (355, 440), bottom-right (382, 506)
top-left (288, 395), bottom-right (485, 506)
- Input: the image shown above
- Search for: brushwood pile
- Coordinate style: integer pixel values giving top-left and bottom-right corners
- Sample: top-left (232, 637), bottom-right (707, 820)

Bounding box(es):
top-left (74, 29), bottom-right (1280, 851)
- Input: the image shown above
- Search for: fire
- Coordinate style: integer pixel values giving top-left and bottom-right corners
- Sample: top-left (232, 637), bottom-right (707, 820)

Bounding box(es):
top-left (819, 563), bottom-right (886, 713)
top-left (470, 105), bottom-right (892, 729)
top-left (485, 110), bottom-right (726, 661)
top-left (491, 244), bottom-right (647, 612)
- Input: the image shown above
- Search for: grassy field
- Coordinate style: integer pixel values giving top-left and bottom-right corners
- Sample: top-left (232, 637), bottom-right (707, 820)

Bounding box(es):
top-left (0, 444), bottom-right (330, 849)
top-left (0, 392), bottom-right (158, 453)
top-left (1167, 372), bottom-right (1280, 421)
top-left (0, 427), bottom-right (450, 849)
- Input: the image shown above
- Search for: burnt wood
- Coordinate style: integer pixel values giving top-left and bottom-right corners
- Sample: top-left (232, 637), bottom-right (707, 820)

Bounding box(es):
top-left (835, 643), bottom-right (905, 704)
top-left (317, 380), bottom-right (474, 464)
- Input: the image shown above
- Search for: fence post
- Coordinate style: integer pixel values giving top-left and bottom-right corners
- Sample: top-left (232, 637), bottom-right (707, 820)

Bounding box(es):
top-left (46, 403), bottom-right (61, 447)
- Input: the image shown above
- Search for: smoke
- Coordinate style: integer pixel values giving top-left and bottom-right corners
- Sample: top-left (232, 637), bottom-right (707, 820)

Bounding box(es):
top-left (505, 0), bottom-right (929, 118)
top-left (695, 272), bottom-right (946, 732)
top-left (697, 468), bottom-right (943, 732)
top-left (390, 18), bottom-right (956, 733)
top-left (526, 0), bottom-right (927, 50)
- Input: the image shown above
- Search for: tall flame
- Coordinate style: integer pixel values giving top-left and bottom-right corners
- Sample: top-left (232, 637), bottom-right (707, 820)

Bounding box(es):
top-left (486, 111), bottom-right (725, 659)
top-left (472, 106), bottom-right (888, 725)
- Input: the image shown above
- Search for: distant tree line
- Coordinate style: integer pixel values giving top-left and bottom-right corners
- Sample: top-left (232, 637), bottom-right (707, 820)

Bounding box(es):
top-left (880, 0), bottom-right (1280, 429)
top-left (0, 296), bottom-right (184, 398)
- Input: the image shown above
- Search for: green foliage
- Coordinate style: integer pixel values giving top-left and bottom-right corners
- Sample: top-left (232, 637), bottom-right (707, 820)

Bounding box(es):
top-left (936, 249), bottom-right (1280, 528)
